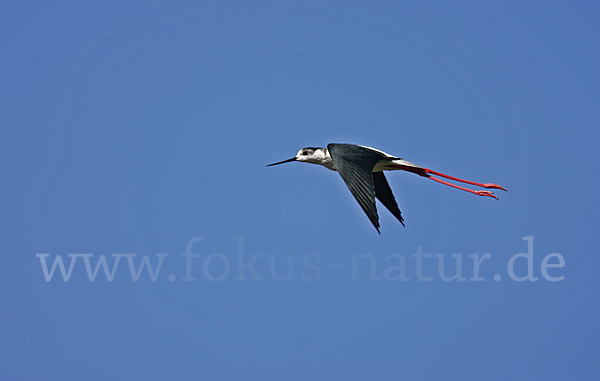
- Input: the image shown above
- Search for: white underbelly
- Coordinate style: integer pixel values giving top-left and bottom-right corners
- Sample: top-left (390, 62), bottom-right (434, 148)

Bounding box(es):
top-left (372, 158), bottom-right (421, 172)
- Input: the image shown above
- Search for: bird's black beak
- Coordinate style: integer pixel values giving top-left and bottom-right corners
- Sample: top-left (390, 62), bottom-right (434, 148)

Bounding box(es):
top-left (266, 157), bottom-right (297, 166)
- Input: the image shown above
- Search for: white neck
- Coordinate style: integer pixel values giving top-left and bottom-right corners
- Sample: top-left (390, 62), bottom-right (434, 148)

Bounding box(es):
top-left (301, 148), bottom-right (336, 170)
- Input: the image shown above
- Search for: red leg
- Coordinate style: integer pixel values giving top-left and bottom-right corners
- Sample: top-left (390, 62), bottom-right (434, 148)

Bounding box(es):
top-left (385, 163), bottom-right (505, 198)
top-left (428, 176), bottom-right (499, 199)
top-left (424, 168), bottom-right (507, 191)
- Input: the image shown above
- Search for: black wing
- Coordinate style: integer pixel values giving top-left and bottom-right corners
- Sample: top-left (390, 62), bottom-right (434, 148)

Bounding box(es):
top-left (328, 144), bottom-right (388, 233)
top-left (373, 172), bottom-right (405, 227)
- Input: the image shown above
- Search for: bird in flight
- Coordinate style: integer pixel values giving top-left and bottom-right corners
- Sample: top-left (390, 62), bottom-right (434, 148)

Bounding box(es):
top-left (267, 143), bottom-right (506, 233)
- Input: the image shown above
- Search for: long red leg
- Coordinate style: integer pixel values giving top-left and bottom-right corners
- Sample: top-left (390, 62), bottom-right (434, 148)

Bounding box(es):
top-left (423, 168), bottom-right (507, 191)
top-left (427, 176), bottom-right (499, 199)
top-left (384, 163), bottom-right (506, 199)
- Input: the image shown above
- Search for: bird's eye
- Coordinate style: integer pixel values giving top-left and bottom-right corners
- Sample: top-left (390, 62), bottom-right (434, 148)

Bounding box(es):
top-left (302, 150), bottom-right (309, 155)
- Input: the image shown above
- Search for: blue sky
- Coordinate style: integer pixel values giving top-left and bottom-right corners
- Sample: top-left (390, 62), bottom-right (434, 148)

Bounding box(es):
top-left (2, 1), bottom-right (599, 379)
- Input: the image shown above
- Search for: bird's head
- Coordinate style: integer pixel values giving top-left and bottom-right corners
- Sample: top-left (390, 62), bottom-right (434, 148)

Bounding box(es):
top-left (267, 147), bottom-right (330, 166)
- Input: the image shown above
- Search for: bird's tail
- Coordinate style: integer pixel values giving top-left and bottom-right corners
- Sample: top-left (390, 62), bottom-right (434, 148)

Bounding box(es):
top-left (383, 158), bottom-right (428, 176)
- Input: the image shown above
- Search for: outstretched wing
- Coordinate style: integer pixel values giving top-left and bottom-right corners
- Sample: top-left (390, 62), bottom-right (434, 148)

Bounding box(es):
top-left (327, 144), bottom-right (388, 233)
top-left (373, 172), bottom-right (405, 227)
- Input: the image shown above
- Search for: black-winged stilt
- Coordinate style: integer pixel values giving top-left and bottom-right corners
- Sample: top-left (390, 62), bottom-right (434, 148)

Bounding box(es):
top-left (267, 143), bottom-right (506, 233)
